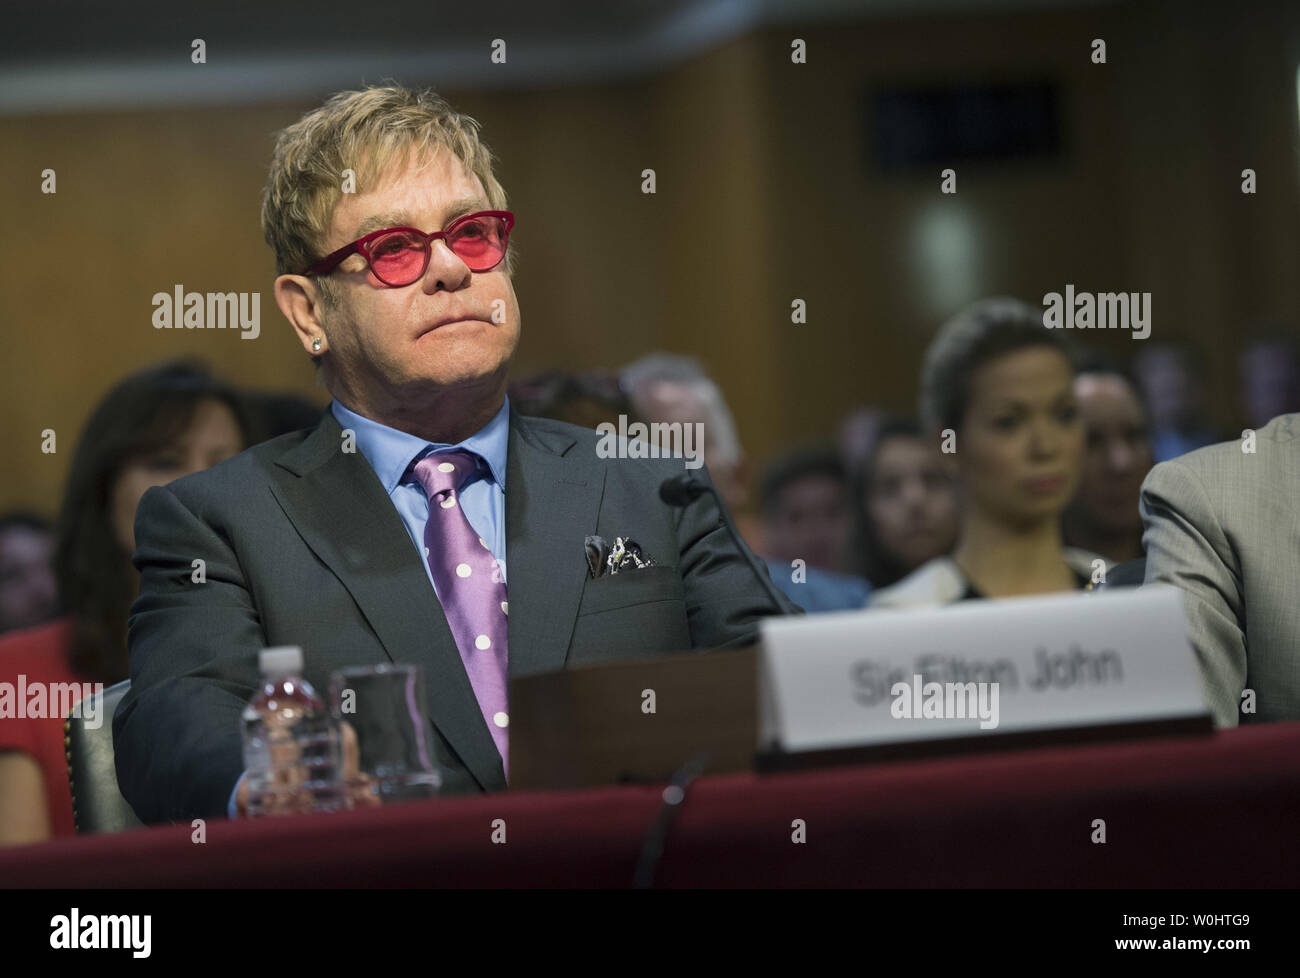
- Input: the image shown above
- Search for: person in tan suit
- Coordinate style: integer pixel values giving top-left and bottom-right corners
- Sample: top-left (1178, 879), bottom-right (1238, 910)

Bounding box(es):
top-left (1139, 412), bottom-right (1300, 727)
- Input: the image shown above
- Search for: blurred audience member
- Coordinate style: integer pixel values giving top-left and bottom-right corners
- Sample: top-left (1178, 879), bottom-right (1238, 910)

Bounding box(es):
top-left (1133, 344), bottom-right (1219, 462)
top-left (872, 298), bottom-right (1102, 609)
top-left (0, 359), bottom-right (256, 846)
top-left (0, 513), bottom-right (57, 635)
top-left (1062, 354), bottom-right (1154, 565)
top-left (1140, 412), bottom-right (1300, 728)
top-left (838, 404), bottom-right (887, 475)
top-left (245, 390), bottom-right (326, 441)
top-left (621, 353), bottom-right (761, 549)
top-left (759, 446), bottom-right (854, 575)
top-left (759, 446), bottom-right (869, 612)
top-left (1239, 328), bottom-right (1299, 430)
top-left (849, 417), bottom-right (959, 589)
top-left (509, 369), bottom-right (634, 430)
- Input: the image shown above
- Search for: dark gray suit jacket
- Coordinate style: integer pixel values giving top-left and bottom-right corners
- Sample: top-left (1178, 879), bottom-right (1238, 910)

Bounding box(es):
top-left (114, 405), bottom-right (801, 823)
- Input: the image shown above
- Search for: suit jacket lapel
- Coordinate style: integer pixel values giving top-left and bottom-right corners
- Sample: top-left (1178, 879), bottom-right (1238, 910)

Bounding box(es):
top-left (270, 410), bottom-right (506, 792)
top-left (504, 406), bottom-right (605, 680)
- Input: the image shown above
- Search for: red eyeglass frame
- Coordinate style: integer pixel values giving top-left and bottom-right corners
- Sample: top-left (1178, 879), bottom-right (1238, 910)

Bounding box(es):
top-left (302, 210), bottom-right (515, 285)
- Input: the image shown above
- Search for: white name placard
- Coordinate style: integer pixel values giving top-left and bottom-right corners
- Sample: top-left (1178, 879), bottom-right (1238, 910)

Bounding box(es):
top-left (758, 584), bottom-right (1208, 754)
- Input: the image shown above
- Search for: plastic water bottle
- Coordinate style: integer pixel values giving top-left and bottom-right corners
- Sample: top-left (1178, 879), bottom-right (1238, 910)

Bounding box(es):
top-left (241, 646), bottom-right (345, 817)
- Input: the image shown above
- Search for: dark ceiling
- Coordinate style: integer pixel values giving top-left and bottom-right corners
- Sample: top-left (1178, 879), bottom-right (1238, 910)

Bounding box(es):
top-left (0, 0), bottom-right (1105, 113)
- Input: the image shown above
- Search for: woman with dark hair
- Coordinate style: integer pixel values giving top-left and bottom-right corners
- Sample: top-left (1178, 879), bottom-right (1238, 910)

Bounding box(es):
top-left (0, 359), bottom-right (257, 845)
top-left (848, 416), bottom-right (959, 589)
top-left (870, 298), bottom-right (1103, 609)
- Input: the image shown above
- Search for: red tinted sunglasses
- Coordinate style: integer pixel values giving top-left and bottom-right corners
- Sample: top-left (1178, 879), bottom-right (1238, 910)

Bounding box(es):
top-left (304, 210), bottom-right (515, 287)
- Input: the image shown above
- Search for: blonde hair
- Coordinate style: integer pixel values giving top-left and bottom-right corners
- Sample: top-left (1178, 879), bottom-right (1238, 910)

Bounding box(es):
top-left (260, 83), bottom-right (515, 305)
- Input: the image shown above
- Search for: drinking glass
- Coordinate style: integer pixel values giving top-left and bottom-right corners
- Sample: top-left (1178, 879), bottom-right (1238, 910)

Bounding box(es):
top-left (329, 664), bottom-right (442, 804)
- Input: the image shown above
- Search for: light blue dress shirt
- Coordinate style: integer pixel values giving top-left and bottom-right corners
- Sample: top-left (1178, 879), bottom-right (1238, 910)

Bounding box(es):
top-left (227, 395), bottom-right (512, 817)
top-left (329, 395), bottom-right (511, 593)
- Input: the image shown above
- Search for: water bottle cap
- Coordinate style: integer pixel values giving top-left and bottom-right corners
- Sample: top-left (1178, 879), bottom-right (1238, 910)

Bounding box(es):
top-left (259, 646), bottom-right (303, 678)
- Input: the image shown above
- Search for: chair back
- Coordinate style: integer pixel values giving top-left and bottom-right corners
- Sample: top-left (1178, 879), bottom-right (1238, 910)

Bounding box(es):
top-left (64, 679), bottom-right (145, 833)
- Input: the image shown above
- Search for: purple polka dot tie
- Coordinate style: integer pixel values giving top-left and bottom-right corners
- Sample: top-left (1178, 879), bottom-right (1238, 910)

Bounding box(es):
top-left (411, 450), bottom-right (510, 778)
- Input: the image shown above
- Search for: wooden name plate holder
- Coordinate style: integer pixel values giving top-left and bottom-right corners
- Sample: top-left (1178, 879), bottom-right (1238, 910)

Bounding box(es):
top-left (509, 646), bottom-right (759, 791)
top-left (508, 647), bottom-right (1209, 791)
top-left (510, 587), bottom-right (1215, 790)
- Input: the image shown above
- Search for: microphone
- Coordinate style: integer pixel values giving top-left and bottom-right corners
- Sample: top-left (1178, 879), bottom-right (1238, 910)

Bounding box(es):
top-left (657, 473), bottom-right (799, 617)
top-left (658, 472), bottom-right (709, 508)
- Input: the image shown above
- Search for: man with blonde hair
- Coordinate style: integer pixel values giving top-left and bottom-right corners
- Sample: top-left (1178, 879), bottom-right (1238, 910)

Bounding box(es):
top-left (115, 85), bottom-right (797, 823)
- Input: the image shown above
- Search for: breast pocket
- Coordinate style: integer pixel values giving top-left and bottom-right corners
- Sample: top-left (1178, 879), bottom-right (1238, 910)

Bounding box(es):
top-left (577, 565), bottom-right (685, 616)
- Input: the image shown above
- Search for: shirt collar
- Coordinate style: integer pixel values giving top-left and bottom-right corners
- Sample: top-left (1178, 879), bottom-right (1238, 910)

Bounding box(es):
top-left (328, 395), bottom-right (510, 494)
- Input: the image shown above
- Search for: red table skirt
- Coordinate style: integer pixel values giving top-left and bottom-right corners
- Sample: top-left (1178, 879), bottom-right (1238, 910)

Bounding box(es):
top-left (4, 722), bottom-right (1299, 887)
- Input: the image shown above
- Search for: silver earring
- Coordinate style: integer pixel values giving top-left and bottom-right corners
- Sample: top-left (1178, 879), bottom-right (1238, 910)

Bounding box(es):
top-left (312, 338), bottom-right (322, 351)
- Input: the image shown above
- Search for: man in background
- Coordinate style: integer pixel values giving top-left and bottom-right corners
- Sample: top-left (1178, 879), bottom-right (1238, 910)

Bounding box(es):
top-left (621, 353), bottom-right (761, 549)
top-left (1133, 344), bottom-right (1220, 462)
top-left (1062, 355), bottom-right (1153, 567)
top-left (1239, 329), bottom-right (1299, 431)
top-left (621, 353), bottom-right (868, 611)
top-left (758, 447), bottom-right (869, 611)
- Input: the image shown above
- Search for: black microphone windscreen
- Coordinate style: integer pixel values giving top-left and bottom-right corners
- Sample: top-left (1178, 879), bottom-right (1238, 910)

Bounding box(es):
top-left (659, 474), bottom-right (704, 507)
